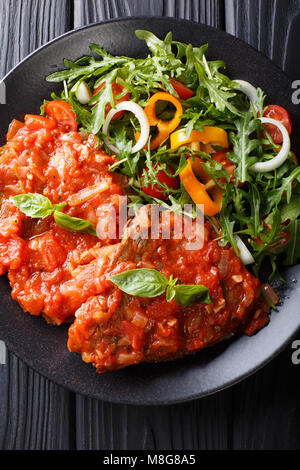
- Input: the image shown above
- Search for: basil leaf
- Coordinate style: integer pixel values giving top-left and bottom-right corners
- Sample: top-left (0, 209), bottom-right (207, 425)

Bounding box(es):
top-left (53, 211), bottom-right (98, 237)
top-left (110, 268), bottom-right (169, 298)
top-left (174, 284), bottom-right (211, 306)
top-left (10, 193), bottom-right (56, 218)
top-left (165, 275), bottom-right (178, 302)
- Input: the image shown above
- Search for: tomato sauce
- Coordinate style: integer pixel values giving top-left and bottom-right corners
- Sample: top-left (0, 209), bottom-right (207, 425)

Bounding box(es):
top-left (0, 118), bottom-right (124, 324)
top-left (68, 214), bottom-right (269, 373)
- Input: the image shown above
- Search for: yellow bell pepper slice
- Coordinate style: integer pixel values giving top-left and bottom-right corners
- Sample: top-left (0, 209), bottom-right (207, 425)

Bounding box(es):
top-left (143, 92), bottom-right (183, 150)
top-left (180, 157), bottom-right (223, 216)
top-left (170, 127), bottom-right (229, 150)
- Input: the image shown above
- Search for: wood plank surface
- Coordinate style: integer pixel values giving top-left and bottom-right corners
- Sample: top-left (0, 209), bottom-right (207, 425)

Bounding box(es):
top-left (1, 0), bottom-right (300, 451)
top-left (73, 0), bottom-right (225, 29)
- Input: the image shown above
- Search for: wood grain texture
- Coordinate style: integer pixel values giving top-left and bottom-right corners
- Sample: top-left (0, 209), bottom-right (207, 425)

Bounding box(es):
top-left (224, 0), bottom-right (300, 75)
top-left (0, 352), bottom-right (75, 450)
top-left (0, 0), bottom-right (73, 450)
top-left (73, 0), bottom-right (225, 29)
top-left (0, 0), bottom-right (71, 79)
top-left (75, 387), bottom-right (234, 450)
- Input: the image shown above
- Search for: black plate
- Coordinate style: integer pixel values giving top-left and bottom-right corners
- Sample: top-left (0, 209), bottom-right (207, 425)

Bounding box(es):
top-left (1, 17), bottom-right (300, 405)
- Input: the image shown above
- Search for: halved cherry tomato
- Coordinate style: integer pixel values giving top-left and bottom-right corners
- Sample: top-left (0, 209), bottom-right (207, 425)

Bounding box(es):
top-left (93, 81), bottom-right (130, 120)
top-left (262, 105), bottom-right (292, 144)
top-left (140, 164), bottom-right (180, 201)
top-left (45, 101), bottom-right (77, 132)
top-left (6, 119), bottom-right (24, 140)
top-left (169, 78), bottom-right (195, 100)
top-left (24, 114), bottom-right (57, 131)
top-left (212, 150), bottom-right (235, 182)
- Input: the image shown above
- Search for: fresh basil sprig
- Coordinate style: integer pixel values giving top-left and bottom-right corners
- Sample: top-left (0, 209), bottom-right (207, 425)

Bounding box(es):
top-left (110, 268), bottom-right (211, 306)
top-left (10, 193), bottom-right (98, 237)
top-left (9, 193), bottom-right (66, 218)
top-left (53, 210), bottom-right (98, 237)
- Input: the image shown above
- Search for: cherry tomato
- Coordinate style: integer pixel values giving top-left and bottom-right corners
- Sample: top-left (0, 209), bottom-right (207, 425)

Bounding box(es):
top-left (140, 164), bottom-right (180, 201)
top-left (93, 81), bottom-right (130, 120)
top-left (169, 78), bottom-right (195, 100)
top-left (212, 150), bottom-right (235, 181)
top-left (45, 101), bottom-right (78, 132)
top-left (24, 114), bottom-right (57, 131)
top-left (262, 105), bottom-right (292, 144)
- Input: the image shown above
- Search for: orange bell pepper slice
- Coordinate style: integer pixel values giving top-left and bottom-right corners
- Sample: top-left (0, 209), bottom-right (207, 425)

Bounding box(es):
top-left (143, 92), bottom-right (183, 150)
top-left (180, 157), bottom-right (223, 216)
top-left (170, 127), bottom-right (229, 150)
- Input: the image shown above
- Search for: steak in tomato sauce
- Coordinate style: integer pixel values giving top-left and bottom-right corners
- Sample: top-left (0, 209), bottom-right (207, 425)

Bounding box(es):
top-left (68, 207), bottom-right (270, 372)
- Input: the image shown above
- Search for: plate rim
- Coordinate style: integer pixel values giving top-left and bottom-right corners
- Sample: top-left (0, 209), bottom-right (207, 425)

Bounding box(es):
top-left (1, 15), bottom-right (292, 85)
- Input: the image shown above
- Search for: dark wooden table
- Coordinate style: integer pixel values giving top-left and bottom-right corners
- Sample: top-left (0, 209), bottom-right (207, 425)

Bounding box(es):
top-left (1, 0), bottom-right (300, 451)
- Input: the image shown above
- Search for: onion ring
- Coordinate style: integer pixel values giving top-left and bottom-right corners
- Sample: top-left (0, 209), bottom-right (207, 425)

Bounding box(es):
top-left (103, 101), bottom-right (150, 154)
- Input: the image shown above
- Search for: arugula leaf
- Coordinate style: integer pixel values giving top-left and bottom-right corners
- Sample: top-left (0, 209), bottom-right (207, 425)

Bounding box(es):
top-left (135, 30), bottom-right (172, 56)
top-left (68, 94), bottom-right (92, 129)
top-left (219, 210), bottom-right (239, 256)
top-left (229, 113), bottom-right (261, 183)
top-left (264, 166), bottom-right (300, 213)
top-left (174, 284), bottom-right (211, 306)
top-left (248, 183), bottom-right (261, 237)
top-left (89, 69), bottom-right (118, 134)
top-left (280, 195), bottom-right (300, 222)
top-left (195, 62), bottom-right (240, 116)
top-left (199, 156), bottom-right (230, 189)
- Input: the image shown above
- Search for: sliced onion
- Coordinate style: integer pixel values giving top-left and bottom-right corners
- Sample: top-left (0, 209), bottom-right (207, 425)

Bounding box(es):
top-left (103, 101), bottom-right (150, 154)
top-left (76, 82), bottom-right (93, 104)
top-left (234, 235), bottom-right (255, 265)
top-left (234, 79), bottom-right (260, 112)
top-left (262, 283), bottom-right (279, 306)
top-left (250, 117), bottom-right (290, 173)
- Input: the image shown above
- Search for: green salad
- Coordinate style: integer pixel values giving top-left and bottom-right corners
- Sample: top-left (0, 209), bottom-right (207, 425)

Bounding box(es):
top-left (42, 29), bottom-right (300, 280)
